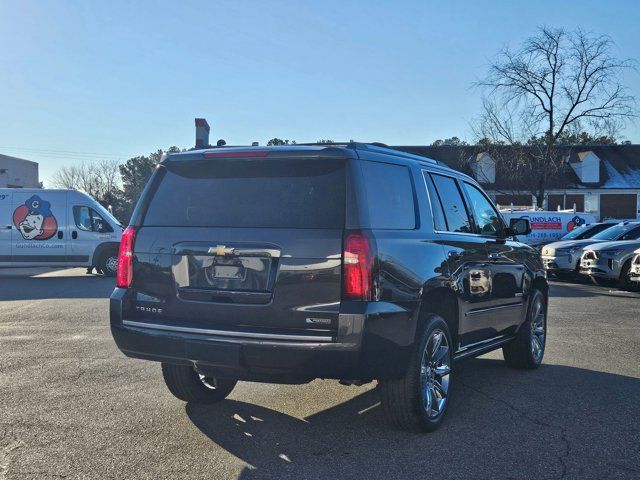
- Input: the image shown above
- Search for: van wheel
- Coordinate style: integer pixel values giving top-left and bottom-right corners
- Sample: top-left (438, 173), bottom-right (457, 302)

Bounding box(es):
top-left (161, 363), bottom-right (237, 404)
top-left (503, 289), bottom-right (546, 369)
top-left (379, 314), bottom-right (452, 432)
top-left (100, 251), bottom-right (119, 277)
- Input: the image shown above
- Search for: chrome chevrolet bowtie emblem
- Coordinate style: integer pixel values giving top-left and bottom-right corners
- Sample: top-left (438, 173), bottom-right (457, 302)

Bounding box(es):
top-left (208, 245), bottom-right (234, 256)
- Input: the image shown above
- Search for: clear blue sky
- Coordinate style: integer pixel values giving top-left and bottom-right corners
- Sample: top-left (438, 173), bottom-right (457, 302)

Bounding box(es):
top-left (1, 0), bottom-right (639, 185)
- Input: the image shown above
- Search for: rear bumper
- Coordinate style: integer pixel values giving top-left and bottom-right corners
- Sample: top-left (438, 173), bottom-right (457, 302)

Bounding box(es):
top-left (110, 289), bottom-right (416, 382)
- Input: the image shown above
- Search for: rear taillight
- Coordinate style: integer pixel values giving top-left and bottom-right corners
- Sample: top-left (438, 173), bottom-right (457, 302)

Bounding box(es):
top-left (116, 226), bottom-right (136, 288)
top-left (342, 231), bottom-right (374, 301)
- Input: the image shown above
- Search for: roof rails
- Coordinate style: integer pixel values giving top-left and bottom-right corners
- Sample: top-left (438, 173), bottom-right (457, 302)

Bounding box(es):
top-left (188, 141), bottom-right (440, 166)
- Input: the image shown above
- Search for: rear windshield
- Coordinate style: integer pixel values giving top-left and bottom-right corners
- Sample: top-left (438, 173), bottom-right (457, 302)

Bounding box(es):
top-left (143, 159), bottom-right (345, 229)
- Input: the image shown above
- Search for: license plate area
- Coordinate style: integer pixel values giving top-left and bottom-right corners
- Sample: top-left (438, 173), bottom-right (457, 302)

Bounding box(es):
top-left (184, 255), bottom-right (272, 291)
top-left (209, 263), bottom-right (246, 281)
top-left (172, 242), bottom-right (280, 304)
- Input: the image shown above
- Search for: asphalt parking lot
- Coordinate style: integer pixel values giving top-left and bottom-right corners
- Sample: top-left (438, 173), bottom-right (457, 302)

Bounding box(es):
top-left (1, 268), bottom-right (639, 480)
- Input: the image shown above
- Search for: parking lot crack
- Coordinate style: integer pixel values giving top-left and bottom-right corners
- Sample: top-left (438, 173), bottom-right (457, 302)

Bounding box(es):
top-left (459, 380), bottom-right (571, 479)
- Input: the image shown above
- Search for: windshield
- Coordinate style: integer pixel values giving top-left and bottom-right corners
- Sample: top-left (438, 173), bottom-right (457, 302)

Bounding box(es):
top-left (560, 225), bottom-right (590, 240)
top-left (93, 202), bottom-right (122, 228)
top-left (592, 225), bottom-right (626, 241)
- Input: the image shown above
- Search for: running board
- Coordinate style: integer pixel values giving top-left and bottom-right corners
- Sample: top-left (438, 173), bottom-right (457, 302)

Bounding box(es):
top-left (453, 335), bottom-right (515, 361)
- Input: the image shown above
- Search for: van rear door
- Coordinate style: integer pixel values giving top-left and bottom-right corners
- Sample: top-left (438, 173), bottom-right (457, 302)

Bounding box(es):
top-left (0, 191), bottom-right (13, 264)
top-left (130, 154), bottom-right (348, 337)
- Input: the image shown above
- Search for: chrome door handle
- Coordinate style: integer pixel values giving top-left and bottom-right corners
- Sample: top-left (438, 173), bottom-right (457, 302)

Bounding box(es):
top-left (488, 252), bottom-right (500, 260)
top-left (2, 225), bottom-right (11, 229)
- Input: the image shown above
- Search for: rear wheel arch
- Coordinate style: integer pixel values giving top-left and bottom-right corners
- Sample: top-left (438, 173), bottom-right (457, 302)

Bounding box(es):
top-left (531, 276), bottom-right (549, 299)
top-left (417, 287), bottom-right (459, 347)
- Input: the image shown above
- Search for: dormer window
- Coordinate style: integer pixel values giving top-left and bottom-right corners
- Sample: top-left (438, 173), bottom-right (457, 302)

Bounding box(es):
top-left (470, 152), bottom-right (496, 184)
top-left (568, 151), bottom-right (600, 184)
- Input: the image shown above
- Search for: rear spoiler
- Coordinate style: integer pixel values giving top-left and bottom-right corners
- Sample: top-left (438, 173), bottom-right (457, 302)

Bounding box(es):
top-left (162, 146), bottom-right (354, 164)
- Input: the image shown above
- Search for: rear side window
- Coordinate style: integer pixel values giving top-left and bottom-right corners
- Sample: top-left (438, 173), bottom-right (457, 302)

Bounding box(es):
top-left (423, 172), bottom-right (447, 231)
top-left (360, 161), bottom-right (415, 229)
top-left (143, 159), bottom-right (345, 229)
top-left (430, 173), bottom-right (472, 233)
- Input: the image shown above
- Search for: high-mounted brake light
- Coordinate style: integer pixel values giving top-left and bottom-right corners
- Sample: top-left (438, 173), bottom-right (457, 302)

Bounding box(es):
top-left (116, 226), bottom-right (136, 288)
top-left (342, 231), bottom-right (374, 301)
top-left (203, 150), bottom-right (269, 158)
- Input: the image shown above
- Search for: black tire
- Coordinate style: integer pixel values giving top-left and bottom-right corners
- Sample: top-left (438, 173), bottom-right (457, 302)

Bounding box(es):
top-left (161, 363), bottom-right (237, 404)
top-left (99, 250), bottom-right (119, 277)
top-left (503, 289), bottom-right (547, 369)
top-left (619, 260), bottom-right (639, 292)
top-left (379, 314), bottom-right (453, 432)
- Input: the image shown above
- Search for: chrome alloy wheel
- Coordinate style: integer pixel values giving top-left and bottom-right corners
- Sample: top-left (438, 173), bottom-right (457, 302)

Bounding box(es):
top-left (198, 374), bottom-right (220, 390)
top-left (530, 297), bottom-right (546, 363)
top-left (420, 329), bottom-right (451, 418)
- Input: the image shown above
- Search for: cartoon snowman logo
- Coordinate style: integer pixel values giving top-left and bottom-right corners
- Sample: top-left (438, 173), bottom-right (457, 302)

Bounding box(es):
top-left (12, 195), bottom-right (58, 240)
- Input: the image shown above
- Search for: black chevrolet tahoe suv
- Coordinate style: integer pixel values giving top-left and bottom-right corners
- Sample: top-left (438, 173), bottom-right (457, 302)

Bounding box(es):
top-left (110, 142), bottom-right (547, 432)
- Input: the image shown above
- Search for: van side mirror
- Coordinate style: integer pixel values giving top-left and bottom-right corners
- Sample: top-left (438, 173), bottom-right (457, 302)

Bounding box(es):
top-left (505, 218), bottom-right (531, 237)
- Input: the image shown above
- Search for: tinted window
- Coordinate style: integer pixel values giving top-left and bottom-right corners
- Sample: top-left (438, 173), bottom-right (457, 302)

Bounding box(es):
top-left (423, 172), bottom-right (447, 231)
top-left (361, 162), bottom-right (415, 229)
top-left (430, 174), bottom-right (472, 233)
top-left (621, 226), bottom-right (640, 240)
top-left (144, 159), bottom-right (345, 229)
top-left (463, 182), bottom-right (502, 236)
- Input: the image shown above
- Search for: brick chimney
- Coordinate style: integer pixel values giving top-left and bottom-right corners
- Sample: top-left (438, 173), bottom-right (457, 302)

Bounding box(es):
top-left (195, 118), bottom-right (210, 149)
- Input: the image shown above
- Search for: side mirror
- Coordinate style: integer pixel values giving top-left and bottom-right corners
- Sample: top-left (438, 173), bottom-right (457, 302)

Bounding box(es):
top-left (505, 218), bottom-right (531, 237)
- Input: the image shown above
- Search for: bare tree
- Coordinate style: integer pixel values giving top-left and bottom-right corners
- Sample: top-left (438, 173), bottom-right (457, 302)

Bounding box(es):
top-left (475, 27), bottom-right (636, 206)
top-left (52, 160), bottom-right (123, 210)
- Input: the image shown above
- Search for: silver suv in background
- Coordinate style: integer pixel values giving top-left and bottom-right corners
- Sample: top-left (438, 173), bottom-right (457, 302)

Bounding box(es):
top-left (580, 239), bottom-right (640, 289)
top-left (629, 250), bottom-right (640, 284)
top-left (540, 221), bottom-right (629, 277)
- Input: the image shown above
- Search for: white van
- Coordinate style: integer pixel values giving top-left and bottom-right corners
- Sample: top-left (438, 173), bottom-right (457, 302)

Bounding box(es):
top-left (500, 210), bottom-right (597, 246)
top-left (0, 189), bottom-right (122, 275)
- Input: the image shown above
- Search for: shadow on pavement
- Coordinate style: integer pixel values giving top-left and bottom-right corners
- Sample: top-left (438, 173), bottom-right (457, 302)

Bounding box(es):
top-left (0, 275), bottom-right (114, 300)
top-left (186, 358), bottom-right (640, 479)
top-left (550, 281), bottom-right (639, 299)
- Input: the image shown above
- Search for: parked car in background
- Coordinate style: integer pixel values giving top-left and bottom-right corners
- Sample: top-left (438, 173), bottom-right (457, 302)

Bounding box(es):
top-left (0, 188), bottom-right (122, 275)
top-left (541, 221), bottom-right (640, 278)
top-left (580, 239), bottom-right (640, 289)
top-left (556, 221), bottom-right (619, 242)
top-left (629, 250), bottom-right (640, 284)
top-left (110, 142), bottom-right (547, 432)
